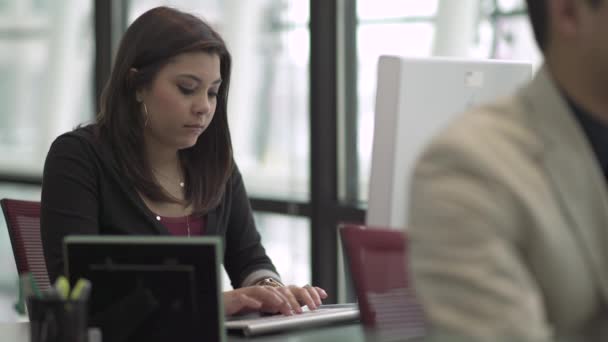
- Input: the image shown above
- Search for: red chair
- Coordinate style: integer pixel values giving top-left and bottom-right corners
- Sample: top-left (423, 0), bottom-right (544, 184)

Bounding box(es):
top-left (339, 223), bottom-right (427, 338)
top-left (1, 198), bottom-right (50, 292)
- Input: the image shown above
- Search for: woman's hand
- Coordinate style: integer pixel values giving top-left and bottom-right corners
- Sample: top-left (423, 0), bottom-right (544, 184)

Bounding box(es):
top-left (223, 284), bottom-right (328, 316)
top-left (282, 284), bottom-right (328, 313)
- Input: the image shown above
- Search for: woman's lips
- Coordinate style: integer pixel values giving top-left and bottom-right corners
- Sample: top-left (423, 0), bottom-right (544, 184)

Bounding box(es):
top-left (184, 124), bottom-right (204, 134)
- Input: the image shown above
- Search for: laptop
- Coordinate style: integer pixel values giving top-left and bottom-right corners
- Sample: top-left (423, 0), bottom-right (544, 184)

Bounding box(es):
top-left (339, 224), bottom-right (427, 340)
top-left (225, 303), bottom-right (359, 337)
top-left (64, 235), bottom-right (226, 342)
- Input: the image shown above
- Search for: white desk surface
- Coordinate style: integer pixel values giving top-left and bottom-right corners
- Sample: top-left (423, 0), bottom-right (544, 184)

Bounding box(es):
top-left (0, 322), bottom-right (29, 341)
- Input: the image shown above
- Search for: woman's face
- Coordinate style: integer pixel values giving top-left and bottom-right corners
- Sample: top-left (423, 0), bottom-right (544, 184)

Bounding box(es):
top-left (138, 51), bottom-right (222, 151)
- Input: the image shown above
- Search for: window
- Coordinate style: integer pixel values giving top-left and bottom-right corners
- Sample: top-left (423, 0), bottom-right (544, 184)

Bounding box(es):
top-left (0, 0), bottom-right (94, 178)
top-left (219, 212), bottom-right (310, 290)
top-left (354, 1), bottom-right (438, 204)
top-left (486, 0), bottom-right (542, 66)
top-left (0, 0), bottom-right (93, 322)
top-left (253, 213), bottom-right (310, 286)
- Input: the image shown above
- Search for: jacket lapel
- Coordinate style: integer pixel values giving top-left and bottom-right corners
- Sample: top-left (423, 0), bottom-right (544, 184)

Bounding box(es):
top-left (524, 66), bottom-right (608, 297)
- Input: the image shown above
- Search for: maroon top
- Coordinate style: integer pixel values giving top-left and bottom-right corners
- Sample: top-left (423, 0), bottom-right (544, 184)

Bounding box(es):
top-left (157, 214), bottom-right (205, 236)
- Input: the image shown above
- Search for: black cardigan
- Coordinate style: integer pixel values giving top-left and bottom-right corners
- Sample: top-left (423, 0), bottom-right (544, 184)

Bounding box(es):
top-left (40, 125), bottom-right (278, 287)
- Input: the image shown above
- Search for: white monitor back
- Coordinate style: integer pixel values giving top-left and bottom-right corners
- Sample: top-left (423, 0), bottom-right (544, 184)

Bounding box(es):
top-left (366, 55), bottom-right (533, 229)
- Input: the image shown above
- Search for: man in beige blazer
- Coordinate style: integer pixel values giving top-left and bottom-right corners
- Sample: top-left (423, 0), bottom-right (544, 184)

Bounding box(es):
top-left (409, 0), bottom-right (608, 341)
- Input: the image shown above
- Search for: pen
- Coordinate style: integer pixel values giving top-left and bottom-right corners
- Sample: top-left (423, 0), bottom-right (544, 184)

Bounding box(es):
top-left (70, 278), bottom-right (92, 301)
top-left (43, 287), bottom-right (61, 300)
top-left (54, 276), bottom-right (70, 300)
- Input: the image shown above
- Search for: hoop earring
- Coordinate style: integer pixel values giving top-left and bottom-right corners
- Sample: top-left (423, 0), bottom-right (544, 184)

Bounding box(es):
top-left (142, 103), bottom-right (149, 127)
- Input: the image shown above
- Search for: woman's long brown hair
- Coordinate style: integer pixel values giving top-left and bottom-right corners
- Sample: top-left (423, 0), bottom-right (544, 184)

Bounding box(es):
top-left (97, 6), bottom-right (233, 213)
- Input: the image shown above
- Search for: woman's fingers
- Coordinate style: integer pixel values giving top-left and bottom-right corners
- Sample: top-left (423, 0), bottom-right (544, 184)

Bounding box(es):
top-left (226, 284), bottom-right (330, 317)
top-left (315, 286), bottom-right (328, 299)
top-left (238, 293), bottom-right (263, 310)
top-left (304, 285), bottom-right (322, 308)
top-left (250, 286), bottom-right (293, 316)
top-left (223, 291), bottom-right (263, 316)
top-left (278, 287), bottom-right (303, 313)
top-left (288, 285), bottom-right (317, 310)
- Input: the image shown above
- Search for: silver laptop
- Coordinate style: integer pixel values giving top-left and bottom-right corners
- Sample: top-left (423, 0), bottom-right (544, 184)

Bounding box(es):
top-left (225, 303), bottom-right (359, 337)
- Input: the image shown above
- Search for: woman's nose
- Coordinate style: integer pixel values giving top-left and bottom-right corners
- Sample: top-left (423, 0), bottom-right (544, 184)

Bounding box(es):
top-left (194, 95), bottom-right (211, 116)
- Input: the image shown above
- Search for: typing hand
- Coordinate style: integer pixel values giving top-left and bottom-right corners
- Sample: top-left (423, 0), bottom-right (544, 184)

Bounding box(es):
top-left (223, 290), bottom-right (262, 316)
top-left (283, 284), bottom-right (328, 312)
top-left (224, 286), bottom-right (292, 316)
top-left (223, 285), bottom-right (328, 316)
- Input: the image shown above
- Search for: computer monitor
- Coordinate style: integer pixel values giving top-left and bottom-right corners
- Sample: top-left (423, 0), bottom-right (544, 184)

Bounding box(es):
top-left (63, 235), bottom-right (225, 342)
top-left (366, 55), bottom-right (533, 228)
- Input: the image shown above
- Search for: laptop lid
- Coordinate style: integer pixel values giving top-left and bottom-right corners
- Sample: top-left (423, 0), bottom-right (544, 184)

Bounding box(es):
top-left (64, 235), bottom-right (225, 342)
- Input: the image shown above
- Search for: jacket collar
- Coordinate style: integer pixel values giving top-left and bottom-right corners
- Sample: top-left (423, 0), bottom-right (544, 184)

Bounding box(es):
top-left (522, 65), bottom-right (608, 295)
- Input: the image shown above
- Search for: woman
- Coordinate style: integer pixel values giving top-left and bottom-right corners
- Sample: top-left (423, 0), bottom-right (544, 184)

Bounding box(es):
top-left (40, 6), bottom-right (326, 316)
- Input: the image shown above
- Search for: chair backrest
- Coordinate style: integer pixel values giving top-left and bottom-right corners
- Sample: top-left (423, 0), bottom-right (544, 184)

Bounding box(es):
top-left (339, 223), bottom-right (426, 338)
top-left (1, 198), bottom-right (50, 292)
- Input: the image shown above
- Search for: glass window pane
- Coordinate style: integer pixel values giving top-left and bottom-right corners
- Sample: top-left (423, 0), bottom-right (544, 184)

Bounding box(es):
top-left (356, 23), bottom-right (435, 203)
top-left (128, 0), bottom-right (310, 201)
top-left (128, 0), bottom-right (222, 24)
top-left (0, 0), bottom-right (94, 177)
top-left (234, 24), bottom-right (309, 200)
top-left (0, 0), bottom-right (93, 321)
top-left (0, 183), bottom-right (41, 322)
top-left (284, 0), bottom-right (309, 25)
top-left (254, 212), bottom-right (310, 286)
top-left (493, 15), bottom-right (543, 67)
top-left (471, 17), bottom-right (496, 58)
top-left (497, 0), bottom-right (526, 12)
top-left (220, 212), bottom-right (310, 291)
top-left (358, 0), bottom-right (439, 20)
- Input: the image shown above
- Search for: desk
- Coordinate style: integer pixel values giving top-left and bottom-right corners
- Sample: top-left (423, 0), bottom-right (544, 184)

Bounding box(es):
top-left (0, 322), bottom-right (414, 341)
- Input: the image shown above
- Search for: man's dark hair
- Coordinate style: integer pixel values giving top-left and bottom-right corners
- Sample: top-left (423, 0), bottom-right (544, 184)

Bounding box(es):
top-left (526, 0), bottom-right (603, 51)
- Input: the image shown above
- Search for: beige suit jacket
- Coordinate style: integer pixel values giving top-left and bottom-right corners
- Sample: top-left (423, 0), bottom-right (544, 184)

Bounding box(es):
top-left (409, 66), bottom-right (608, 341)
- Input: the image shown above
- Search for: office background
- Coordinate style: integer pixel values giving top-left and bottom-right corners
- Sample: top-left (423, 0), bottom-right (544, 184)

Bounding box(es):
top-left (0, 0), bottom-right (540, 321)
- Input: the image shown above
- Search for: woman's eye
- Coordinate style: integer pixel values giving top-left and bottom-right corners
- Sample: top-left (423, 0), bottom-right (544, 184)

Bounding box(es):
top-left (208, 91), bottom-right (218, 98)
top-left (178, 85), bottom-right (196, 95)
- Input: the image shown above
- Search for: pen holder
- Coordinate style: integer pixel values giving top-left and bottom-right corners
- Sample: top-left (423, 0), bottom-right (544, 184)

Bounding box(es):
top-left (28, 297), bottom-right (88, 342)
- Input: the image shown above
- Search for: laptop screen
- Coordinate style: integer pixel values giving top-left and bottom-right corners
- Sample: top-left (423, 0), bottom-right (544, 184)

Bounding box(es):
top-left (63, 235), bottom-right (225, 342)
